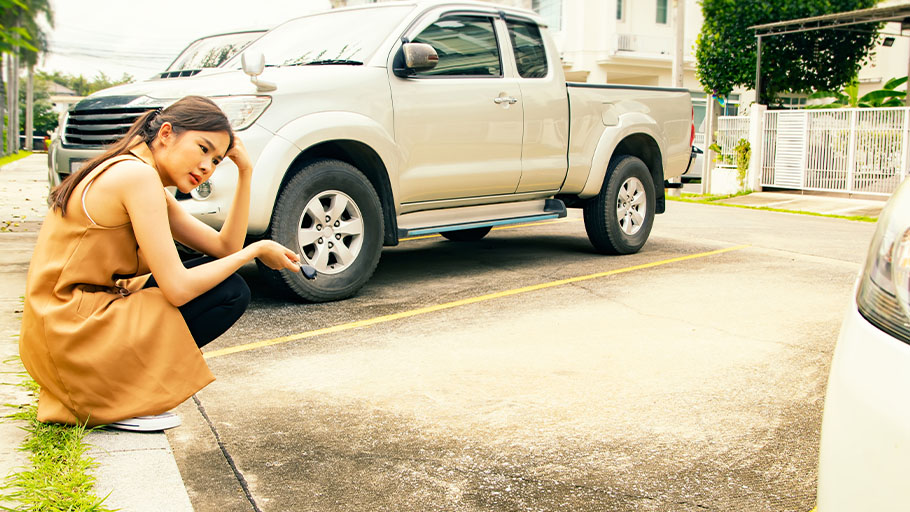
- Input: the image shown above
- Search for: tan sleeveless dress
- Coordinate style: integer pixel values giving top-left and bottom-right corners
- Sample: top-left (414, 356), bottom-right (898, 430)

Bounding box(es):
top-left (19, 146), bottom-right (214, 426)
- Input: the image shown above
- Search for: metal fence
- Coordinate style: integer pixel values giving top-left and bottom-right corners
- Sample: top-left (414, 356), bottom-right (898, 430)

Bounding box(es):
top-left (758, 107), bottom-right (910, 196)
top-left (715, 116), bottom-right (750, 168)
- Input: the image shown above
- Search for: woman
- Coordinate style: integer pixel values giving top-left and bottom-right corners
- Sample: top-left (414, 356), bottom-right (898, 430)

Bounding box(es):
top-left (19, 96), bottom-right (303, 431)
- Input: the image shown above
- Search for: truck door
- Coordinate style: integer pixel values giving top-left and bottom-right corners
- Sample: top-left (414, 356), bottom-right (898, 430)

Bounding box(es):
top-left (504, 17), bottom-right (570, 194)
top-left (390, 14), bottom-right (524, 204)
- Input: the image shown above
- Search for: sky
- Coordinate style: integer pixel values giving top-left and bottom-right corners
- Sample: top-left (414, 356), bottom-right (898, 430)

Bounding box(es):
top-left (36, 0), bottom-right (334, 81)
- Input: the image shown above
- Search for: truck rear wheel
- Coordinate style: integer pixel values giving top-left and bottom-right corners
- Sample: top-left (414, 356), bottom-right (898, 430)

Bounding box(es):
top-left (583, 155), bottom-right (655, 254)
top-left (258, 159), bottom-right (384, 302)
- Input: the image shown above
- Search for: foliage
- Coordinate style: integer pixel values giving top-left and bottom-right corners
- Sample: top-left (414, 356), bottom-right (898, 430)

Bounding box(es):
top-left (0, 150), bottom-right (31, 168)
top-left (668, 194), bottom-right (877, 222)
top-left (38, 70), bottom-right (134, 97)
top-left (733, 138), bottom-right (751, 189)
top-left (0, 0), bottom-right (53, 62)
top-left (807, 76), bottom-right (908, 108)
top-left (0, 346), bottom-right (111, 511)
top-left (18, 73), bottom-right (57, 135)
top-left (696, 0), bottom-right (880, 105)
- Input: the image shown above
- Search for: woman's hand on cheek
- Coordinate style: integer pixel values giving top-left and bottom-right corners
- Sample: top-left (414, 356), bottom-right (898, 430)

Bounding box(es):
top-left (226, 136), bottom-right (253, 177)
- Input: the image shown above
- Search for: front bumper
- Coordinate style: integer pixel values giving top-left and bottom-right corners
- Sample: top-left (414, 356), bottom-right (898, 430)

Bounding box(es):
top-left (48, 139), bottom-right (103, 188)
top-left (816, 298), bottom-right (910, 511)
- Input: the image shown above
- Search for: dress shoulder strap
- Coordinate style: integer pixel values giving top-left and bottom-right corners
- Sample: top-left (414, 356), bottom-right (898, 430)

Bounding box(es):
top-left (79, 154), bottom-right (143, 226)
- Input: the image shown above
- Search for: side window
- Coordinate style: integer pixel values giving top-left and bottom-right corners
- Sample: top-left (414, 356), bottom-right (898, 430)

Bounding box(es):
top-left (506, 20), bottom-right (548, 79)
top-left (412, 16), bottom-right (501, 77)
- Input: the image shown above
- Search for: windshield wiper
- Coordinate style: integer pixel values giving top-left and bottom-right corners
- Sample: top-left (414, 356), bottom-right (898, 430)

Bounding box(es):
top-left (302, 59), bottom-right (363, 66)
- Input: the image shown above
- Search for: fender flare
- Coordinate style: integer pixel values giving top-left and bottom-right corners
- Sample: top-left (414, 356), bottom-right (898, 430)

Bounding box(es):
top-left (577, 115), bottom-right (667, 200)
top-left (247, 112), bottom-right (401, 235)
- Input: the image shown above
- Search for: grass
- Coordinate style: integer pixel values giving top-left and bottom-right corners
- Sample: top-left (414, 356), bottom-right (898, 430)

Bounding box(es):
top-left (667, 191), bottom-right (878, 223)
top-left (0, 152), bottom-right (32, 169)
top-left (1, 349), bottom-right (112, 511)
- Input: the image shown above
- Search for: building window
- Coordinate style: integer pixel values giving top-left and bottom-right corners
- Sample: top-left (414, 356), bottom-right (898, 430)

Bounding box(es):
top-left (532, 0), bottom-right (562, 31)
top-left (656, 0), bottom-right (668, 24)
top-left (616, 0), bottom-right (623, 21)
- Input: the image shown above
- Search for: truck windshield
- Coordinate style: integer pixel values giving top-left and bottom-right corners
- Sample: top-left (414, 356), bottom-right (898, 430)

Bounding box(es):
top-left (166, 31), bottom-right (265, 72)
top-left (229, 6), bottom-right (414, 67)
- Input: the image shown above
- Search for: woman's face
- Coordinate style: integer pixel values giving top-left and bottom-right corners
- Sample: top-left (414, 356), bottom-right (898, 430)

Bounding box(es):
top-left (156, 124), bottom-right (231, 193)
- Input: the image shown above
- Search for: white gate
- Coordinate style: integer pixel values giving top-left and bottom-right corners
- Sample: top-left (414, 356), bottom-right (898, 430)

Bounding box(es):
top-left (759, 107), bottom-right (910, 196)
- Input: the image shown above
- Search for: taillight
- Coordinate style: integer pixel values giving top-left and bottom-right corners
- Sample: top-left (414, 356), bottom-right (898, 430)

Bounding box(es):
top-left (689, 106), bottom-right (695, 147)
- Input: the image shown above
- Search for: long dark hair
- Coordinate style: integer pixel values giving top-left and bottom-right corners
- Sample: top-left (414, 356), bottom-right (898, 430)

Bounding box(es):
top-left (50, 95), bottom-right (234, 215)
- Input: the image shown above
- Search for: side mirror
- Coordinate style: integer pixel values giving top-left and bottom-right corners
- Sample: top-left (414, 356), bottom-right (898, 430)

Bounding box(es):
top-left (241, 50), bottom-right (276, 92)
top-left (242, 50), bottom-right (265, 77)
top-left (393, 43), bottom-right (439, 77)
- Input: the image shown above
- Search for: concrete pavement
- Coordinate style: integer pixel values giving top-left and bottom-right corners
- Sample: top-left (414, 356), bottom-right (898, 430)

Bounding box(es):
top-left (0, 152), bottom-right (890, 510)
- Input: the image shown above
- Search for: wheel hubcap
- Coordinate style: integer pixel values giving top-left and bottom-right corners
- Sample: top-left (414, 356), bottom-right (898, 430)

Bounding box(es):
top-left (615, 177), bottom-right (646, 236)
top-left (296, 190), bottom-right (364, 275)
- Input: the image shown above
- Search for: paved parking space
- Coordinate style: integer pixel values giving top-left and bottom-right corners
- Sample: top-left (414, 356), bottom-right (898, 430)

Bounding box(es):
top-left (168, 203), bottom-right (875, 511)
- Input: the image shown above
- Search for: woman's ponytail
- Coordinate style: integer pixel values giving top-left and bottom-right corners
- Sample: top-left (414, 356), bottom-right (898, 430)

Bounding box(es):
top-left (48, 96), bottom-right (231, 216)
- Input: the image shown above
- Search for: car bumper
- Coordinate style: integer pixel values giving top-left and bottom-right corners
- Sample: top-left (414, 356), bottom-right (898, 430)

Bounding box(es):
top-left (816, 297), bottom-right (910, 511)
top-left (48, 140), bottom-right (103, 188)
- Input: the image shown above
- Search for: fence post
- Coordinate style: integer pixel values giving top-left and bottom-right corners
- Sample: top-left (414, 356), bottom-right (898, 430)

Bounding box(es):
top-left (901, 108), bottom-right (909, 182)
top-left (846, 110), bottom-right (857, 194)
top-left (747, 104), bottom-right (766, 191)
top-left (701, 96), bottom-right (718, 194)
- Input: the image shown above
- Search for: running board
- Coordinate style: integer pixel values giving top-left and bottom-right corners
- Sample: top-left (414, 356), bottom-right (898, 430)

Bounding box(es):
top-left (397, 199), bottom-right (567, 238)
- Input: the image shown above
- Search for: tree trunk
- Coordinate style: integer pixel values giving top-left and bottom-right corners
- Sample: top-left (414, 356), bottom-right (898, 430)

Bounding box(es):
top-left (25, 65), bottom-right (33, 151)
top-left (0, 54), bottom-right (6, 156)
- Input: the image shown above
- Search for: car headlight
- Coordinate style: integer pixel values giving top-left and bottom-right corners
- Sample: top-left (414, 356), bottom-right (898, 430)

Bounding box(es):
top-left (857, 178), bottom-right (910, 343)
top-left (209, 96), bottom-right (271, 130)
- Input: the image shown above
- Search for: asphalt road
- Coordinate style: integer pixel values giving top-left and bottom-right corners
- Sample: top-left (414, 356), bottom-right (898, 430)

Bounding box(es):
top-left (166, 201), bottom-right (876, 512)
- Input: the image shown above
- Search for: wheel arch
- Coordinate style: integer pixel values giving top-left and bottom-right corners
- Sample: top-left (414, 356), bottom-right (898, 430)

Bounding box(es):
top-left (281, 140), bottom-right (399, 246)
top-left (612, 134), bottom-right (665, 213)
top-left (571, 129), bottom-right (666, 214)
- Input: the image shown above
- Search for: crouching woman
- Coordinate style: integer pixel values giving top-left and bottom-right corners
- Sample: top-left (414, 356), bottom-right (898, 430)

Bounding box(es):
top-left (19, 96), bottom-right (302, 431)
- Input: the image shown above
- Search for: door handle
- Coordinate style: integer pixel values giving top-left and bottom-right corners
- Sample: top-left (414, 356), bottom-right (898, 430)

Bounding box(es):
top-left (494, 96), bottom-right (518, 104)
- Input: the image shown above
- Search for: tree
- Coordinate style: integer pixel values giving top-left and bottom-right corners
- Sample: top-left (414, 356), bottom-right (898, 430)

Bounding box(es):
top-left (696, 0), bottom-right (880, 106)
top-left (39, 70), bottom-right (134, 96)
top-left (1, 0), bottom-right (53, 153)
top-left (19, 72), bottom-right (56, 135)
top-left (807, 76), bottom-right (907, 108)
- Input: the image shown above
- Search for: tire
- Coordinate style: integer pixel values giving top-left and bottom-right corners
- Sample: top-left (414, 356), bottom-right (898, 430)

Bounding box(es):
top-left (583, 155), bottom-right (655, 255)
top-left (440, 226), bottom-right (492, 242)
top-left (258, 159), bottom-right (384, 302)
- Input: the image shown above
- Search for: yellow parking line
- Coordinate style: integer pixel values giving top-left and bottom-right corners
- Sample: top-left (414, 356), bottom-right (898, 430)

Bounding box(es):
top-left (203, 243), bottom-right (750, 360)
top-left (399, 217), bottom-right (579, 242)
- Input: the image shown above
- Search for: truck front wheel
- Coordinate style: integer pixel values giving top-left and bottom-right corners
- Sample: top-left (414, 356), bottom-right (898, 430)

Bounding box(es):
top-left (258, 159), bottom-right (384, 302)
top-left (583, 155), bottom-right (655, 254)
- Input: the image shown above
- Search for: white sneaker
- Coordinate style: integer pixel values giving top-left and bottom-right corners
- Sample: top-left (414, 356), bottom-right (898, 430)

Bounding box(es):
top-left (108, 411), bottom-right (181, 432)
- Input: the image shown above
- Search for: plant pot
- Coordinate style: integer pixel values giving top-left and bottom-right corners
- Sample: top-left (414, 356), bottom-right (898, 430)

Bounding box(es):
top-left (710, 166), bottom-right (740, 195)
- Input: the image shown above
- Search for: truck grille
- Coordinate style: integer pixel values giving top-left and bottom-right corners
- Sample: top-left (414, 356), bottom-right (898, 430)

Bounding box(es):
top-left (63, 107), bottom-right (155, 148)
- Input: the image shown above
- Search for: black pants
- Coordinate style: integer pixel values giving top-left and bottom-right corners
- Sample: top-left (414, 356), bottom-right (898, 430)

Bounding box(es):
top-left (143, 256), bottom-right (251, 348)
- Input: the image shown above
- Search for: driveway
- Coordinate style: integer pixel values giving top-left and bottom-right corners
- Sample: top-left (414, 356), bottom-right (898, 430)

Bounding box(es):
top-left (167, 202), bottom-right (875, 511)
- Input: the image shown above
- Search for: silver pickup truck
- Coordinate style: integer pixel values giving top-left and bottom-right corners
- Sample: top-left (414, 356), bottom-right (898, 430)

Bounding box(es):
top-left (48, 0), bottom-right (694, 302)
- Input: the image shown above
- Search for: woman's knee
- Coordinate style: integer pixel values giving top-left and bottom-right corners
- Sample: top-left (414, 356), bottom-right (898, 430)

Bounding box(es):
top-left (225, 274), bottom-right (251, 313)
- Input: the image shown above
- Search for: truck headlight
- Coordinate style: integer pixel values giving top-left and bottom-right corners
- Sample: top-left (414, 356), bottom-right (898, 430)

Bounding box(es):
top-left (857, 178), bottom-right (910, 343)
top-left (191, 181), bottom-right (212, 200)
top-left (209, 96), bottom-right (271, 130)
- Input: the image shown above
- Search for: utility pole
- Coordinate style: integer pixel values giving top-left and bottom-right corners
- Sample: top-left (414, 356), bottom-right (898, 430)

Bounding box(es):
top-left (671, 0), bottom-right (685, 88)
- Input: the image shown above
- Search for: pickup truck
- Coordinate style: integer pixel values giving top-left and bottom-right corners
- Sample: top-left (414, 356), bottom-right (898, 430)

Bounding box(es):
top-left (48, 0), bottom-right (694, 302)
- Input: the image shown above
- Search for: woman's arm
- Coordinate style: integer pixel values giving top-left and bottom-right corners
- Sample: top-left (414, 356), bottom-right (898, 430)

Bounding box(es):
top-left (119, 162), bottom-right (298, 306)
top-left (168, 138), bottom-right (253, 258)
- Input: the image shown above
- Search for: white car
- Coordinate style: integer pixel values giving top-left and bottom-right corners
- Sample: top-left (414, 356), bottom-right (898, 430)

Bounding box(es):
top-left (815, 176), bottom-right (910, 510)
